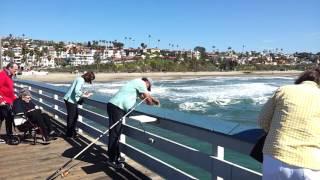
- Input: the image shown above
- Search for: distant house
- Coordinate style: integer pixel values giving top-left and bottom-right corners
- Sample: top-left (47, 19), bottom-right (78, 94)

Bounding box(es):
top-left (12, 47), bottom-right (22, 65)
top-left (40, 57), bottom-right (55, 68)
top-left (70, 49), bottom-right (96, 66)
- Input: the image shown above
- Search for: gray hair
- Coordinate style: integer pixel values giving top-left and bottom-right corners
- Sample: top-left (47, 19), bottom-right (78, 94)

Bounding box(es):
top-left (19, 88), bottom-right (31, 97)
top-left (6, 62), bottom-right (17, 69)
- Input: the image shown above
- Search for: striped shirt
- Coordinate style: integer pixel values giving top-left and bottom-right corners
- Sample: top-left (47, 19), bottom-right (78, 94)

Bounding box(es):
top-left (258, 81), bottom-right (320, 170)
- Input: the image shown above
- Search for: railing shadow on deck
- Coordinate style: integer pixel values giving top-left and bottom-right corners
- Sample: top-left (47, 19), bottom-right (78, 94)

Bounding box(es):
top-left (48, 118), bottom-right (153, 180)
top-left (14, 79), bottom-right (263, 180)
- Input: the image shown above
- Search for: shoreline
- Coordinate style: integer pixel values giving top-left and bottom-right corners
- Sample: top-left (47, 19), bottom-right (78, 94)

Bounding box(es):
top-left (17, 71), bottom-right (303, 83)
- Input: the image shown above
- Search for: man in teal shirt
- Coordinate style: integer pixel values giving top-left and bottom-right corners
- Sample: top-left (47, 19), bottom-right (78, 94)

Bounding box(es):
top-left (106, 77), bottom-right (160, 169)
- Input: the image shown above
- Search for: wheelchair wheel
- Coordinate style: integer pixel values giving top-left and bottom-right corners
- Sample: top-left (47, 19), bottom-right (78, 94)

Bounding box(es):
top-left (14, 136), bottom-right (21, 144)
top-left (8, 136), bottom-right (20, 145)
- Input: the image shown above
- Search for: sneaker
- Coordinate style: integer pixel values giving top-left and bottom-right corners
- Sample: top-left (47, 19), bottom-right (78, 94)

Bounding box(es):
top-left (106, 160), bottom-right (124, 169)
top-left (117, 156), bottom-right (125, 163)
top-left (42, 137), bottom-right (51, 144)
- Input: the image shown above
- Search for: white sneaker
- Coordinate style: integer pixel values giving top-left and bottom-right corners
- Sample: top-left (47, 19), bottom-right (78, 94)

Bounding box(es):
top-left (106, 160), bottom-right (124, 169)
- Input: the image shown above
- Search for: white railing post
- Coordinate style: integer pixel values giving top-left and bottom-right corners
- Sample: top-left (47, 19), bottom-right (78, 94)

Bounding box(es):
top-left (77, 104), bottom-right (83, 135)
top-left (38, 89), bottom-right (43, 110)
top-left (212, 143), bottom-right (226, 180)
top-left (120, 116), bottom-right (127, 157)
top-left (53, 94), bottom-right (59, 119)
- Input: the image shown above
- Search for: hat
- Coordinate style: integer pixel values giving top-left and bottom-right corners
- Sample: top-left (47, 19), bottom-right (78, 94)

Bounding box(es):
top-left (142, 77), bottom-right (153, 91)
top-left (19, 88), bottom-right (31, 97)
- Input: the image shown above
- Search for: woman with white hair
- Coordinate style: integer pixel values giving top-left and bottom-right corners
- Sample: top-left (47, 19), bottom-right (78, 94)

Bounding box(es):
top-left (12, 88), bottom-right (56, 143)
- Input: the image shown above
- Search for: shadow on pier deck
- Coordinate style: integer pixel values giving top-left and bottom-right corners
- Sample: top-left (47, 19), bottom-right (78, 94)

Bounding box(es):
top-left (0, 120), bottom-right (160, 180)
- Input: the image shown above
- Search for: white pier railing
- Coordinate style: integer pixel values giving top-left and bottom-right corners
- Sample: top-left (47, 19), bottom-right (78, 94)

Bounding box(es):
top-left (14, 79), bottom-right (262, 180)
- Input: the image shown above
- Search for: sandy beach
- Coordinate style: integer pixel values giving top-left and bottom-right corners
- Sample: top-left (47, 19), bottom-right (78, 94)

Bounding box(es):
top-left (17, 71), bottom-right (303, 83)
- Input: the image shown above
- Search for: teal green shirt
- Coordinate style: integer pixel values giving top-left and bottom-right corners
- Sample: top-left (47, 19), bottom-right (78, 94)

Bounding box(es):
top-left (109, 79), bottom-right (148, 111)
top-left (64, 77), bottom-right (85, 104)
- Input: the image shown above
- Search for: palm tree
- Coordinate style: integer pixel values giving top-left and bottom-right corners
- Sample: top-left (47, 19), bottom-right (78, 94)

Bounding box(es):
top-left (94, 52), bottom-right (101, 71)
top-left (148, 34), bottom-right (151, 48)
top-left (157, 39), bottom-right (160, 48)
top-left (140, 43), bottom-right (147, 49)
top-left (124, 37), bottom-right (127, 48)
top-left (128, 37), bottom-right (132, 48)
top-left (212, 45), bottom-right (216, 52)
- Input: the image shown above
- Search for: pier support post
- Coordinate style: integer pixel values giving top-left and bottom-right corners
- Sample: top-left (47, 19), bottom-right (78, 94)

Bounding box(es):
top-left (211, 143), bottom-right (226, 180)
top-left (77, 105), bottom-right (83, 135)
top-left (38, 90), bottom-right (43, 110)
top-left (53, 94), bottom-right (59, 119)
top-left (120, 116), bottom-right (127, 158)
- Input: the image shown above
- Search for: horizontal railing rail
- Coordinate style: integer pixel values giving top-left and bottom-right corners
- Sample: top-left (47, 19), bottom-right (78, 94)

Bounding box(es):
top-left (14, 79), bottom-right (262, 180)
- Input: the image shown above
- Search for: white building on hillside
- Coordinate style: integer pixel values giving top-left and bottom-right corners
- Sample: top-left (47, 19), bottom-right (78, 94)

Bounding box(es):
top-left (40, 57), bottom-right (55, 67)
top-left (12, 47), bottom-right (22, 56)
top-left (70, 49), bottom-right (96, 66)
top-left (12, 47), bottom-right (22, 64)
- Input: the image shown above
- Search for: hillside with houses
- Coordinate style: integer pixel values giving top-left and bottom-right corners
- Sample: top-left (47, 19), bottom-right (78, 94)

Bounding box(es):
top-left (1, 35), bottom-right (319, 72)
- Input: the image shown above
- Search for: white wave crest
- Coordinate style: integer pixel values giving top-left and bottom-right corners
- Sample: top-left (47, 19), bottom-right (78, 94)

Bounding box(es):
top-left (179, 102), bottom-right (209, 112)
top-left (52, 76), bottom-right (291, 108)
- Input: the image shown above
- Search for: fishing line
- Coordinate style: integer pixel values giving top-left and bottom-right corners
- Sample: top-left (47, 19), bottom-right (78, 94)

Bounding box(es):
top-left (46, 98), bottom-right (148, 180)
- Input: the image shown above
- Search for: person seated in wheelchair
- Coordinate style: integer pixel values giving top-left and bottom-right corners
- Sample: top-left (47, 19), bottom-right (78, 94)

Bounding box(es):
top-left (12, 88), bottom-right (57, 142)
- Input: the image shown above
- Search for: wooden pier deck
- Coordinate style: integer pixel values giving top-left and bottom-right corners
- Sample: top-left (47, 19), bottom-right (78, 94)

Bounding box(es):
top-left (0, 120), bottom-right (161, 180)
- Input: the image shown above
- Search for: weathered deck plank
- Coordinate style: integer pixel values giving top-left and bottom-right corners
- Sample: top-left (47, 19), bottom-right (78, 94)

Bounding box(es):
top-left (0, 120), bottom-right (162, 180)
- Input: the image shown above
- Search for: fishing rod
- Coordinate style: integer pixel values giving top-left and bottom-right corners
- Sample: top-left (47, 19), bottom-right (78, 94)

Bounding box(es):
top-left (46, 97), bottom-right (148, 180)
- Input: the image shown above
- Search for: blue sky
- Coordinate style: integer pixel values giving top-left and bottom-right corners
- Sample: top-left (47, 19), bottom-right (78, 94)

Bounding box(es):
top-left (1, 0), bottom-right (319, 53)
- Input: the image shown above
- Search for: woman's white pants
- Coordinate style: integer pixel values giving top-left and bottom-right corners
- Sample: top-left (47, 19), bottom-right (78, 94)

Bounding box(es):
top-left (262, 155), bottom-right (320, 180)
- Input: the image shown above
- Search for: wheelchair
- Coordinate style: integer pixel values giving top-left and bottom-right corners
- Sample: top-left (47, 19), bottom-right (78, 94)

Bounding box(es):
top-left (13, 113), bottom-right (46, 145)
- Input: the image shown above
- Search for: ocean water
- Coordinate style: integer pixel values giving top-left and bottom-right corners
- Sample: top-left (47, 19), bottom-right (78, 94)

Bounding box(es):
top-left (82, 76), bottom-right (294, 125)
top-left (54, 76), bottom-right (295, 179)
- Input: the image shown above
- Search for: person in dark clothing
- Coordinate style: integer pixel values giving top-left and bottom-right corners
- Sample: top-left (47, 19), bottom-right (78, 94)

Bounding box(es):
top-left (106, 77), bottom-right (160, 169)
top-left (0, 62), bottom-right (19, 145)
top-left (12, 88), bottom-right (56, 142)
